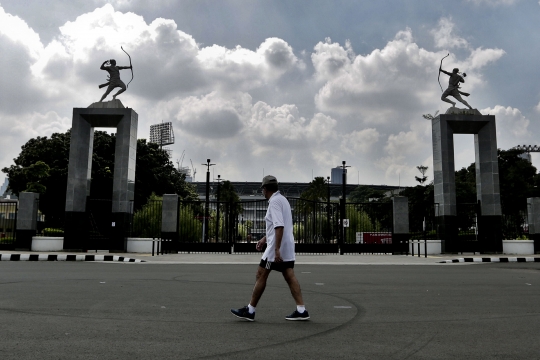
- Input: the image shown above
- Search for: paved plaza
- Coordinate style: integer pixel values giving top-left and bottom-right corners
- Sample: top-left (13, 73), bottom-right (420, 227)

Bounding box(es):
top-left (0, 256), bottom-right (539, 359)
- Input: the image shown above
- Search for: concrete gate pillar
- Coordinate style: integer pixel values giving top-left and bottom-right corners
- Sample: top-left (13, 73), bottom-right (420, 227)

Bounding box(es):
top-left (15, 192), bottom-right (39, 250)
top-left (431, 109), bottom-right (502, 253)
top-left (526, 197), bottom-right (540, 254)
top-left (392, 196), bottom-right (409, 254)
top-left (64, 100), bottom-right (138, 251)
top-left (161, 194), bottom-right (179, 240)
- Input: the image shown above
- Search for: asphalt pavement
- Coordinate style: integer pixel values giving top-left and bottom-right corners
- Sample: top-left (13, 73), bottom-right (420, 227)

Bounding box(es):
top-left (1, 259), bottom-right (539, 359)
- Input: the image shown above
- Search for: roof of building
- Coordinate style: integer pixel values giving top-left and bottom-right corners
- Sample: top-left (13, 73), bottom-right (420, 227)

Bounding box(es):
top-left (192, 181), bottom-right (402, 198)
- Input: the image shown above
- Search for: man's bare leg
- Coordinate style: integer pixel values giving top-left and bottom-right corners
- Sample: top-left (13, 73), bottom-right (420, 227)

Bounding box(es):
top-left (112, 85), bottom-right (127, 100)
top-left (282, 268), bottom-right (304, 305)
top-left (249, 266), bottom-right (271, 307)
top-left (99, 87), bottom-right (113, 102)
top-left (453, 94), bottom-right (473, 110)
top-left (441, 95), bottom-right (456, 107)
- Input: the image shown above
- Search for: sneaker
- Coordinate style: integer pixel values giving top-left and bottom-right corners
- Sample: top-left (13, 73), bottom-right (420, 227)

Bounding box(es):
top-left (231, 306), bottom-right (255, 321)
top-left (285, 310), bottom-right (310, 321)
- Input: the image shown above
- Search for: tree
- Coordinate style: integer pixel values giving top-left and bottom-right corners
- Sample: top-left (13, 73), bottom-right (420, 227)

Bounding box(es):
top-left (300, 177), bottom-right (328, 202)
top-left (2, 130), bottom-right (198, 219)
top-left (415, 165), bottom-right (428, 185)
top-left (348, 185), bottom-right (386, 203)
top-left (422, 111), bottom-right (439, 120)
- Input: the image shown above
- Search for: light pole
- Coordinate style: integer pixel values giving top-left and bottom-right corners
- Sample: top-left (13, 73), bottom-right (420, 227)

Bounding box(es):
top-left (326, 176), bottom-right (331, 241)
top-left (338, 161), bottom-right (350, 254)
top-left (215, 174), bottom-right (223, 242)
top-left (202, 159), bottom-right (215, 243)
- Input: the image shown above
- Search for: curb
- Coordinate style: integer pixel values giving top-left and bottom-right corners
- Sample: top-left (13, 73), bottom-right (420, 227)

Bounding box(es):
top-left (439, 257), bottom-right (540, 264)
top-left (0, 254), bottom-right (144, 262)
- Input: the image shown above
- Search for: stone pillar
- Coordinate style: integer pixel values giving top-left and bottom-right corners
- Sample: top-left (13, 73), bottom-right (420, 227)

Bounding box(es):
top-left (527, 197), bottom-right (540, 254)
top-left (392, 196), bottom-right (409, 254)
top-left (431, 109), bottom-right (502, 253)
top-left (15, 192), bottom-right (39, 250)
top-left (64, 102), bottom-right (138, 251)
top-left (474, 118), bottom-right (502, 253)
top-left (161, 194), bottom-right (179, 240)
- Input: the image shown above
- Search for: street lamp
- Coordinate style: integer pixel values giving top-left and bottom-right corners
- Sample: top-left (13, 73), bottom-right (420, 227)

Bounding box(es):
top-left (202, 159), bottom-right (215, 243)
top-left (326, 176), bottom-right (331, 243)
top-left (215, 175), bottom-right (224, 242)
top-left (337, 161), bottom-right (350, 254)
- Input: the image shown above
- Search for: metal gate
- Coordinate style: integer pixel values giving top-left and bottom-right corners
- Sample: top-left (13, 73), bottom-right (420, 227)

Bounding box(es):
top-left (165, 197), bottom-right (395, 254)
top-left (0, 201), bottom-right (17, 250)
top-left (456, 202), bottom-right (480, 253)
top-left (340, 202), bottom-right (394, 254)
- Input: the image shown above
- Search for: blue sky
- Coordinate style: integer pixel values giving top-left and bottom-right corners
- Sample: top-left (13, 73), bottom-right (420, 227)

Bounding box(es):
top-left (1, 0), bottom-right (539, 186)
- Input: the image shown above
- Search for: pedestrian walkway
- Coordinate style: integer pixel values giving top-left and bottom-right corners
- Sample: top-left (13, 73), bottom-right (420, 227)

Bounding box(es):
top-left (1, 250), bottom-right (538, 265)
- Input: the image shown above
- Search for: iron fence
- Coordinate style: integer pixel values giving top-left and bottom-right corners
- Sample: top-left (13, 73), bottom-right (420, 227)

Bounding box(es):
top-left (340, 202), bottom-right (395, 254)
top-left (36, 198), bottom-right (65, 237)
top-left (130, 199), bottom-right (162, 238)
top-left (501, 210), bottom-right (528, 240)
top-left (409, 203), bottom-right (439, 240)
top-left (0, 201), bottom-right (17, 249)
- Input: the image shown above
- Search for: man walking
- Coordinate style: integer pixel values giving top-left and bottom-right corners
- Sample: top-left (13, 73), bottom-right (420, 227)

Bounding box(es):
top-left (231, 175), bottom-right (309, 321)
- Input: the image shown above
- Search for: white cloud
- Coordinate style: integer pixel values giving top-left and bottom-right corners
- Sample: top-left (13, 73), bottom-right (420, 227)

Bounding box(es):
top-left (168, 91), bottom-right (252, 139)
top-left (481, 105), bottom-right (531, 145)
top-left (341, 128), bottom-right (380, 155)
top-left (0, 5), bottom-right (518, 187)
top-left (431, 18), bottom-right (469, 50)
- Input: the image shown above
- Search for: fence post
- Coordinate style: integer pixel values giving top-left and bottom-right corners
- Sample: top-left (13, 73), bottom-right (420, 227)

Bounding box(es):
top-left (161, 194), bottom-right (179, 250)
top-left (392, 196), bottom-right (409, 255)
top-left (15, 192), bottom-right (40, 250)
top-left (527, 197), bottom-right (540, 254)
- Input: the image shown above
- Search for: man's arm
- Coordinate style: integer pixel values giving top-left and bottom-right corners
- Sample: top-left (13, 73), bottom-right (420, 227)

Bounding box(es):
top-left (118, 66), bottom-right (132, 70)
top-left (440, 68), bottom-right (451, 76)
top-left (274, 226), bottom-right (284, 262)
top-left (256, 236), bottom-right (267, 251)
top-left (100, 61), bottom-right (109, 70)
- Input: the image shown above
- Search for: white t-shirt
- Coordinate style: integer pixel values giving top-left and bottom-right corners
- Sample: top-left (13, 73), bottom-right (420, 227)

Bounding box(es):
top-left (262, 191), bottom-right (295, 262)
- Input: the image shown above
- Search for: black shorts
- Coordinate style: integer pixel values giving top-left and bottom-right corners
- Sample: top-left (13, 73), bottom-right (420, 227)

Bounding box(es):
top-left (259, 258), bottom-right (295, 272)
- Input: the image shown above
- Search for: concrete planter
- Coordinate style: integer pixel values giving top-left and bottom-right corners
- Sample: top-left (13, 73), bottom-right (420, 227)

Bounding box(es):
top-left (502, 240), bottom-right (534, 255)
top-left (127, 238), bottom-right (155, 253)
top-left (31, 237), bottom-right (64, 251)
top-left (408, 240), bottom-right (441, 255)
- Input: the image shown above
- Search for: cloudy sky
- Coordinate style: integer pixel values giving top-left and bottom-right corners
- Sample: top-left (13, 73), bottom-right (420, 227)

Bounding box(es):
top-left (1, 0), bottom-right (539, 186)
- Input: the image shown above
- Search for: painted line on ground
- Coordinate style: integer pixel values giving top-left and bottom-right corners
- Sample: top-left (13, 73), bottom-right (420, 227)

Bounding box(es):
top-left (439, 257), bottom-right (540, 264)
top-left (0, 254), bottom-right (144, 262)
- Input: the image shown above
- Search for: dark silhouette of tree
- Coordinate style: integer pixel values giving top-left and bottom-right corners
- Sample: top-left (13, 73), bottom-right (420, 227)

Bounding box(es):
top-left (415, 165), bottom-right (428, 185)
top-left (2, 130), bottom-right (198, 220)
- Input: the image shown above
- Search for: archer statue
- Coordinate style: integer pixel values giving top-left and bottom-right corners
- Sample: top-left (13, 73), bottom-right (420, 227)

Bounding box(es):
top-left (98, 47), bottom-right (133, 102)
top-left (438, 54), bottom-right (473, 110)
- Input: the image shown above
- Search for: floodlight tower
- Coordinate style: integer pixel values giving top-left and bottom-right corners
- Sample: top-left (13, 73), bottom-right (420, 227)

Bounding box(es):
top-left (149, 121), bottom-right (175, 157)
top-left (514, 145), bottom-right (540, 163)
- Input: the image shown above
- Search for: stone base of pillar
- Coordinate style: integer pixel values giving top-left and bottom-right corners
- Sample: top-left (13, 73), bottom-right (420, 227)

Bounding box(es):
top-left (437, 216), bottom-right (458, 253)
top-left (14, 229), bottom-right (35, 250)
top-left (530, 234), bottom-right (540, 254)
top-left (478, 215), bottom-right (503, 253)
top-left (63, 211), bottom-right (88, 250)
top-left (110, 212), bottom-right (130, 252)
top-left (392, 233), bottom-right (409, 254)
